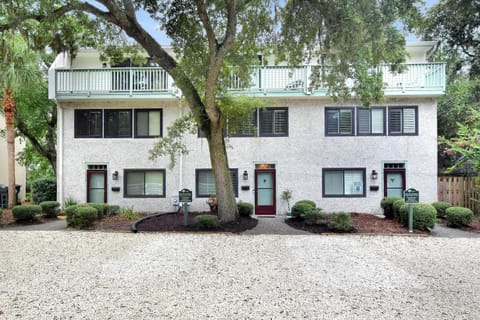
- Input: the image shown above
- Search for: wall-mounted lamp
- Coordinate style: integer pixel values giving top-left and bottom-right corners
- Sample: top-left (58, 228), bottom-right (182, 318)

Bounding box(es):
top-left (371, 170), bottom-right (378, 180)
top-left (102, 62), bottom-right (107, 68)
top-left (243, 170), bottom-right (248, 181)
top-left (112, 171), bottom-right (119, 180)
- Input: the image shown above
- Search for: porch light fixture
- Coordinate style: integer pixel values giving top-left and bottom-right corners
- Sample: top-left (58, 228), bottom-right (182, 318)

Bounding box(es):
top-left (371, 170), bottom-right (378, 180)
top-left (112, 171), bottom-right (119, 180)
top-left (243, 170), bottom-right (248, 181)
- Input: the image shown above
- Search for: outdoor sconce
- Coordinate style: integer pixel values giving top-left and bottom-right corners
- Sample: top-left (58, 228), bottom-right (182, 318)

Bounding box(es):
top-left (112, 171), bottom-right (119, 180)
top-left (371, 170), bottom-right (378, 180)
top-left (102, 63), bottom-right (107, 68)
top-left (243, 170), bottom-right (248, 181)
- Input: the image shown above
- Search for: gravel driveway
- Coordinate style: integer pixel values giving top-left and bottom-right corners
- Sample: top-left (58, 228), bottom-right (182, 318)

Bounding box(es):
top-left (1, 231), bottom-right (479, 319)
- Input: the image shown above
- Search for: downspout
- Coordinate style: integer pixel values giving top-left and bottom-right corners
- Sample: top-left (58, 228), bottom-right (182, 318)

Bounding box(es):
top-left (178, 98), bottom-right (183, 191)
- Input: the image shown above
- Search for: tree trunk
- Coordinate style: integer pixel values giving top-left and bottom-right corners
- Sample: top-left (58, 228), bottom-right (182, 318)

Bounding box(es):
top-left (3, 88), bottom-right (16, 208)
top-left (208, 120), bottom-right (238, 223)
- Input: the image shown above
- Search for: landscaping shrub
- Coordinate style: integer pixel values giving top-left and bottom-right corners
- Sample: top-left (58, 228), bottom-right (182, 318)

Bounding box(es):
top-left (237, 201), bottom-right (254, 217)
top-left (445, 207), bottom-right (473, 227)
top-left (399, 203), bottom-right (436, 230)
top-left (327, 212), bottom-right (353, 232)
top-left (40, 201), bottom-right (60, 218)
top-left (380, 196), bottom-right (403, 219)
top-left (194, 214), bottom-right (219, 229)
top-left (63, 196), bottom-right (77, 208)
top-left (120, 207), bottom-right (139, 220)
top-left (64, 205), bottom-right (77, 227)
top-left (32, 178), bottom-right (56, 203)
top-left (108, 205), bottom-right (121, 216)
top-left (304, 208), bottom-right (325, 225)
top-left (291, 200), bottom-right (316, 219)
top-left (0, 208), bottom-right (3, 223)
top-left (72, 206), bottom-right (98, 229)
top-left (432, 201), bottom-right (451, 218)
top-left (12, 205), bottom-right (42, 222)
top-left (86, 203), bottom-right (109, 219)
top-left (392, 199), bottom-right (405, 221)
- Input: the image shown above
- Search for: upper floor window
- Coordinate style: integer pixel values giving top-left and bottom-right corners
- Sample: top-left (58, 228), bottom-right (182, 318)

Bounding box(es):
top-left (135, 109), bottom-right (162, 138)
top-left (325, 107), bottom-right (354, 136)
top-left (124, 169), bottom-right (165, 198)
top-left (388, 106), bottom-right (418, 135)
top-left (357, 107), bottom-right (385, 135)
top-left (75, 109), bottom-right (102, 138)
top-left (260, 108), bottom-right (288, 136)
top-left (104, 110), bottom-right (132, 138)
top-left (196, 169), bottom-right (238, 198)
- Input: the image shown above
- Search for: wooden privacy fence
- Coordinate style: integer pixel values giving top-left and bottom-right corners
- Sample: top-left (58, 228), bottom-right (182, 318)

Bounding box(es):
top-left (438, 176), bottom-right (480, 213)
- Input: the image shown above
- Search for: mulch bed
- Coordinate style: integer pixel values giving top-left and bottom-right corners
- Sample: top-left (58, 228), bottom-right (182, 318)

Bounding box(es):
top-left (285, 213), bottom-right (430, 235)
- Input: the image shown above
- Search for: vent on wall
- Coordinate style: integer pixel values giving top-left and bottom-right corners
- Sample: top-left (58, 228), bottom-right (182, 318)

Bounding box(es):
top-left (87, 164), bottom-right (107, 170)
top-left (384, 163), bottom-right (405, 169)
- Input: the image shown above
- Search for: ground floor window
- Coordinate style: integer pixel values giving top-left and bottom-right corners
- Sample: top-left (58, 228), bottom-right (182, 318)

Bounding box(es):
top-left (323, 168), bottom-right (366, 197)
top-left (124, 169), bottom-right (165, 198)
top-left (196, 169), bottom-right (238, 197)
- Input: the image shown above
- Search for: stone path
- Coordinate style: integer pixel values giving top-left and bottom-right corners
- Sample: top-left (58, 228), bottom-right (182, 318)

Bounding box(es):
top-left (432, 223), bottom-right (480, 238)
top-left (243, 215), bottom-right (311, 235)
top-left (2, 218), bottom-right (67, 231)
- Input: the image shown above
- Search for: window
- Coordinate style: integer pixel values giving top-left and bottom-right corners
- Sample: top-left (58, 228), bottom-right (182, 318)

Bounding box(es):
top-left (196, 169), bottom-right (238, 198)
top-left (325, 108), bottom-right (354, 136)
top-left (323, 168), bottom-right (366, 197)
top-left (231, 111), bottom-right (257, 137)
top-left (388, 106), bottom-right (417, 135)
top-left (260, 108), bottom-right (288, 136)
top-left (124, 169), bottom-right (165, 197)
top-left (75, 110), bottom-right (102, 138)
top-left (357, 107), bottom-right (385, 135)
top-left (135, 109), bottom-right (162, 138)
top-left (104, 110), bottom-right (132, 138)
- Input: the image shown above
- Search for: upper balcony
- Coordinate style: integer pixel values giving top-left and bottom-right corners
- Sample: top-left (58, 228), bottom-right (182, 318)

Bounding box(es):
top-left (50, 62), bottom-right (445, 100)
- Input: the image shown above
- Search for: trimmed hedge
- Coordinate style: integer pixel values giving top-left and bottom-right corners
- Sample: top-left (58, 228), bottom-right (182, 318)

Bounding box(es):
top-left (237, 201), bottom-right (254, 217)
top-left (194, 214), bottom-right (219, 229)
top-left (12, 205), bottom-right (42, 222)
top-left (72, 206), bottom-right (98, 229)
top-left (40, 201), bottom-right (60, 218)
top-left (381, 196), bottom-right (404, 219)
top-left (328, 212), bottom-right (353, 232)
top-left (291, 200), bottom-right (316, 219)
top-left (399, 203), bottom-right (436, 230)
top-left (432, 201), bottom-right (451, 218)
top-left (392, 199), bottom-right (405, 221)
top-left (445, 207), bottom-right (473, 227)
top-left (32, 178), bottom-right (56, 203)
top-left (108, 205), bottom-right (121, 216)
top-left (65, 205), bottom-right (77, 227)
top-left (86, 203), bottom-right (109, 219)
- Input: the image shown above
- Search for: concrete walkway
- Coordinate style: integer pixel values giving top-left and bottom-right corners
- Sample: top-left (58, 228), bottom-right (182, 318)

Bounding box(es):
top-left (2, 218), bottom-right (67, 231)
top-left (243, 215), bottom-right (310, 235)
top-left (432, 223), bottom-right (480, 238)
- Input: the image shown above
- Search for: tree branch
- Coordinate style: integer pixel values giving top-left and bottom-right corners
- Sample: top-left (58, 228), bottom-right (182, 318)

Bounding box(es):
top-left (194, 0), bottom-right (217, 52)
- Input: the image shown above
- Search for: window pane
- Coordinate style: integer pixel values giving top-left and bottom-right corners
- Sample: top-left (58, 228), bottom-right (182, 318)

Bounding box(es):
top-left (136, 111), bottom-right (149, 136)
top-left (389, 109), bottom-right (402, 134)
top-left (326, 110), bottom-right (339, 134)
top-left (198, 171), bottom-right (216, 195)
top-left (344, 170), bottom-right (364, 195)
top-left (403, 108), bottom-right (416, 133)
top-left (126, 172), bottom-right (144, 196)
top-left (358, 109), bottom-right (370, 134)
top-left (273, 110), bottom-right (288, 135)
top-left (105, 110), bottom-right (131, 137)
top-left (371, 109), bottom-right (384, 134)
top-left (145, 171), bottom-right (163, 195)
top-left (339, 110), bottom-right (352, 134)
top-left (260, 109), bottom-right (273, 135)
top-left (148, 111), bottom-right (161, 136)
top-left (324, 171), bottom-right (343, 195)
top-left (76, 110), bottom-right (102, 137)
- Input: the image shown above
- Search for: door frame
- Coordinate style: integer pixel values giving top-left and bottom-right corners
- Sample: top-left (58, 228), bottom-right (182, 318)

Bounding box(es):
top-left (254, 168), bottom-right (276, 215)
top-left (383, 168), bottom-right (405, 197)
top-left (86, 169), bottom-right (107, 203)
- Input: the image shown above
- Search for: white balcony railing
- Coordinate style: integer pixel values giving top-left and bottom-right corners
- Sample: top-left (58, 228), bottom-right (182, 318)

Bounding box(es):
top-left (54, 63), bottom-right (445, 98)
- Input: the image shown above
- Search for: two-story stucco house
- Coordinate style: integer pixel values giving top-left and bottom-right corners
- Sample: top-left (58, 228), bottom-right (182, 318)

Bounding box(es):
top-left (48, 41), bottom-right (445, 215)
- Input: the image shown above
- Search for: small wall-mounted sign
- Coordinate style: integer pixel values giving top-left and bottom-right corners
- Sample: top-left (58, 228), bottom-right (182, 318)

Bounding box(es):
top-left (111, 187), bottom-right (121, 192)
top-left (404, 188), bottom-right (419, 204)
top-left (241, 185), bottom-right (250, 191)
top-left (179, 189), bottom-right (193, 203)
top-left (369, 185), bottom-right (379, 191)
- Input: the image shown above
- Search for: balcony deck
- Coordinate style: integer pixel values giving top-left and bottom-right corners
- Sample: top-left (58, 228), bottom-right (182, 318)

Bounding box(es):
top-left (52, 63), bottom-right (445, 100)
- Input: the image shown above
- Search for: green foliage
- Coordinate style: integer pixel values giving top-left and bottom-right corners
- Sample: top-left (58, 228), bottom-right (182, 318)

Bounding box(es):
top-left (72, 206), bottom-right (98, 229)
top-left (39, 201), bottom-right (60, 218)
top-left (194, 214), bottom-right (220, 230)
top-left (291, 200), bottom-right (317, 219)
top-left (64, 196), bottom-right (77, 208)
top-left (327, 212), bottom-right (353, 232)
top-left (31, 178), bottom-right (56, 203)
top-left (12, 205), bottom-right (42, 222)
top-left (380, 196), bottom-right (404, 219)
top-left (445, 207), bottom-right (473, 228)
top-left (64, 205), bottom-right (77, 227)
top-left (281, 189), bottom-right (293, 211)
top-left (120, 207), bottom-right (139, 220)
top-left (86, 203), bottom-right (109, 219)
top-left (392, 199), bottom-right (405, 221)
top-left (237, 201), bottom-right (254, 217)
top-left (304, 208), bottom-right (324, 226)
top-left (432, 201), bottom-right (452, 218)
top-left (399, 203), bottom-right (437, 231)
top-left (108, 205), bottom-right (121, 216)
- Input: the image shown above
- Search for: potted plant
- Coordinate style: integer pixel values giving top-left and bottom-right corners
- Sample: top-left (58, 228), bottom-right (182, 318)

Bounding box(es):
top-left (206, 194), bottom-right (217, 213)
top-left (281, 189), bottom-right (293, 217)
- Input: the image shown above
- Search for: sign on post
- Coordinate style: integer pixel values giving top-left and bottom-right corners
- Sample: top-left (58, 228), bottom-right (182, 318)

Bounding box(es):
top-left (404, 188), bottom-right (419, 233)
top-left (179, 189), bottom-right (192, 203)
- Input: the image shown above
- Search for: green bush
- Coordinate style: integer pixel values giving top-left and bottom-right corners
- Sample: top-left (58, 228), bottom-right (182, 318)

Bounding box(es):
top-left (65, 205), bottom-right (77, 227)
top-left (108, 205), bottom-right (121, 216)
top-left (63, 196), bottom-right (77, 208)
top-left (40, 201), bottom-right (60, 218)
top-left (432, 201), bottom-right (451, 218)
top-left (445, 207), bottom-right (473, 227)
top-left (12, 205), bottom-right (42, 222)
top-left (32, 178), bottom-right (56, 203)
top-left (291, 200), bottom-right (316, 219)
top-left (72, 206), bottom-right (98, 229)
top-left (304, 208), bottom-right (325, 225)
top-left (194, 214), bottom-right (219, 229)
top-left (86, 203), bottom-right (109, 219)
top-left (380, 196), bottom-right (404, 219)
top-left (120, 207), bottom-right (139, 220)
top-left (237, 201), bottom-right (254, 217)
top-left (327, 212), bottom-right (353, 232)
top-left (399, 203), bottom-right (436, 230)
top-left (392, 199), bottom-right (405, 221)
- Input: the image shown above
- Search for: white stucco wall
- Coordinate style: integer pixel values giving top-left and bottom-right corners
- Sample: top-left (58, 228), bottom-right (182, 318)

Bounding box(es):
top-left (57, 96), bottom-right (437, 215)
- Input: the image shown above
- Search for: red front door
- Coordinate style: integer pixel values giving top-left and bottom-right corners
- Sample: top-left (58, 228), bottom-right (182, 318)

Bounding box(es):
top-left (255, 169), bottom-right (276, 215)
